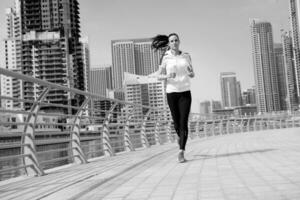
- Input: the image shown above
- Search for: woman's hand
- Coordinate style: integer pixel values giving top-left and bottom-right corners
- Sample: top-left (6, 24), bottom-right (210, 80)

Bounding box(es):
top-left (187, 66), bottom-right (195, 78)
top-left (168, 73), bottom-right (176, 79)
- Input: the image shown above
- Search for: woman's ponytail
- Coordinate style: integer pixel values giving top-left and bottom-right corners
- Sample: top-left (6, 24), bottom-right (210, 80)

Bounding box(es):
top-left (151, 35), bottom-right (169, 51)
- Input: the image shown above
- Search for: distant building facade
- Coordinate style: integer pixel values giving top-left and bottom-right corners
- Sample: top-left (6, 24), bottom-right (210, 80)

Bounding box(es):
top-left (289, 0), bottom-right (300, 99)
top-left (123, 72), bottom-right (168, 120)
top-left (111, 38), bottom-right (164, 89)
top-left (250, 19), bottom-right (280, 112)
top-left (281, 31), bottom-right (299, 111)
top-left (2, 0), bottom-right (86, 113)
top-left (220, 72), bottom-right (241, 108)
top-left (200, 100), bottom-right (222, 115)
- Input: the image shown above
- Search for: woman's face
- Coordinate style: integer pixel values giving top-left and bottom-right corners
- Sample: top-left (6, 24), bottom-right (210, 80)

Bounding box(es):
top-left (168, 35), bottom-right (180, 51)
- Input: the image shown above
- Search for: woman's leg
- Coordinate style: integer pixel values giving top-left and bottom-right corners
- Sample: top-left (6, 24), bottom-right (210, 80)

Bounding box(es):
top-left (178, 91), bottom-right (192, 151)
top-left (167, 93), bottom-right (180, 138)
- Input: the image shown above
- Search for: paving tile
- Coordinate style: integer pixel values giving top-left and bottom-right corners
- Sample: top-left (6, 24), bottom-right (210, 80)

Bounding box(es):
top-left (0, 129), bottom-right (300, 200)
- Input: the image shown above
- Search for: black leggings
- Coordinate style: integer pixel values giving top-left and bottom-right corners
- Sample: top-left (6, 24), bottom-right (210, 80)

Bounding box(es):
top-left (167, 91), bottom-right (192, 150)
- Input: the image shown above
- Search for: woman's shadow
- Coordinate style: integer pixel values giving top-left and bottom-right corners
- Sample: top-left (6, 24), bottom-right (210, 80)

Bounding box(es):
top-left (188, 148), bottom-right (277, 162)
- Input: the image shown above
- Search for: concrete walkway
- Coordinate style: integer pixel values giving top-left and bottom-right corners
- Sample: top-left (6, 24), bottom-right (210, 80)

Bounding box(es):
top-left (0, 128), bottom-right (300, 200)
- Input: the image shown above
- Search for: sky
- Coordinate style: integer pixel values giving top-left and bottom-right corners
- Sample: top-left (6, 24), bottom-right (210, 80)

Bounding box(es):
top-left (0, 0), bottom-right (291, 112)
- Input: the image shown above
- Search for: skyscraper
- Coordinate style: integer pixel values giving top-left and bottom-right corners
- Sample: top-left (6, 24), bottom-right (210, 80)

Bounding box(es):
top-left (89, 66), bottom-right (112, 123)
top-left (220, 72), bottom-right (241, 108)
top-left (250, 19), bottom-right (280, 113)
top-left (123, 72), bottom-right (167, 120)
top-left (111, 38), bottom-right (163, 89)
top-left (199, 100), bottom-right (222, 115)
top-left (80, 37), bottom-right (91, 93)
top-left (1, 3), bottom-right (23, 110)
top-left (274, 43), bottom-right (288, 110)
top-left (3, 0), bottom-right (85, 112)
top-left (242, 87), bottom-right (256, 106)
top-left (282, 31), bottom-right (299, 111)
top-left (236, 81), bottom-right (242, 106)
top-left (289, 0), bottom-right (300, 100)
top-left (90, 66), bottom-right (112, 97)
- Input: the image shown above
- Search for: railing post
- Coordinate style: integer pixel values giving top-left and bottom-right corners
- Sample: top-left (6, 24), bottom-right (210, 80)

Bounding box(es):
top-left (233, 118), bottom-right (237, 133)
top-left (247, 118), bottom-right (251, 132)
top-left (254, 118), bottom-right (258, 131)
top-left (204, 121), bottom-right (209, 137)
top-left (292, 116), bottom-right (295, 128)
top-left (70, 98), bottom-right (89, 164)
top-left (22, 88), bottom-right (50, 176)
top-left (195, 120), bottom-right (200, 137)
top-left (241, 119), bottom-right (245, 133)
top-left (124, 109), bottom-right (135, 152)
top-left (279, 119), bottom-right (283, 129)
top-left (141, 109), bottom-right (151, 148)
top-left (211, 120), bottom-right (215, 136)
top-left (259, 119), bottom-right (263, 130)
top-left (101, 103), bottom-right (117, 157)
top-left (226, 120), bottom-right (230, 134)
top-left (164, 110), bottom-right (173, 142)
top-left (220, 119), bottom-right (224, 135)
top-left (238, 118), bottom-right (242, 133)
top-left (167, 119), bottom-right (173, 142)
top-left (266, 117), bottom-right (270, 129)
top-left (154, 116), bottom-right (162, 145)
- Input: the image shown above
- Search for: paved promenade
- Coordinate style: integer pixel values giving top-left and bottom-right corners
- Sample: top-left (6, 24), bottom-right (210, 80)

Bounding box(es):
top-left (0, 128), bottom-right (300, 200)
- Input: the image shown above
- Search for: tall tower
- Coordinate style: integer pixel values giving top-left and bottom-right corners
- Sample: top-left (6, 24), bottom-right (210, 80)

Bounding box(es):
top-left (274, 43), bottom-right (288, 110)
top-left (89, 66), bottom-right (112, 123)
top-left (3, 0), bottom-right (84, 112)
top-left (123, 72), bottom-right (167, 120)
top-left (1, 1), bottom-right (23, 110)
top-left (133, 39), bottom-right (163, 75)
top-left (250, 19), bottom-right (280, 113)
top-left (90, 66), bottom-right (112, 97)
top-left (282, 31), bottom-right (299, 111)
top-left (242, 87), bottom-right (256, 105)
top-left (220, 72), bottom-right (241, 108)
top-left (111, 38), bottom-right (163, 89)
top-left (111, 40), bottom-right (135, 89)
top-left (80, 37), bottom-right (91, 93)
top-left (289, 0), bottom-right (300, 100)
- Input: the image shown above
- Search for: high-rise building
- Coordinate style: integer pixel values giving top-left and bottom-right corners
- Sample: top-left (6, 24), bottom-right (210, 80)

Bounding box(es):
top-left (90, 66), bottom-right (112, 97)
top-left (282, 31), bottom-right (299, 111)
top-left (289, 0), bottom-right (300, 100)
top-left (88, 66), bottom-right (112, 123)
top-left (220, 72), bottom-right (241, 108)
top-left (199, 101), bottom-right (210, 115)
top-left (250, 19), bottom-right (280, 113)
top-left (3, 0), bottom-right (85, 112)
top-left (111, 38), bottom-right (163, 89)
top-left (1, 3), bottom-right (23, 110)
top-left (80, 37), bottom-right (90, 93)
top-left (242, 87), bottom-right (256, 105)
top-left (274, 43), bottom-right (288, 110)
top-left (236, 81), bottom-right (242, 106)
top-left (199, 100), bottom-right (222, 115)
top-left (123, 72), bottom-right (167, 120)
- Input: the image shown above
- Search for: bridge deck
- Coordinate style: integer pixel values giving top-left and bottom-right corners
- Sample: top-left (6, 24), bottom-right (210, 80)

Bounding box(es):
top-left (1, 129), bottom-right (300, 200)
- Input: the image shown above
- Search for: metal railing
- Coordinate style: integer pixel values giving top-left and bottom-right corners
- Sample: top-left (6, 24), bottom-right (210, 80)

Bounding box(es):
top-left (1, 67), bottom-right (300, 181)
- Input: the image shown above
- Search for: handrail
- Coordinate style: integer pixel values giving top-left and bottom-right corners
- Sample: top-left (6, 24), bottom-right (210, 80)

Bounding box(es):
top-left (0, 68), bottom-right (161, 110)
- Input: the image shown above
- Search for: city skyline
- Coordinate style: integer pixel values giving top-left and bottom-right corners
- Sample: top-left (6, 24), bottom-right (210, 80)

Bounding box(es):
top-left (0, 0), bottom-right (290, 112)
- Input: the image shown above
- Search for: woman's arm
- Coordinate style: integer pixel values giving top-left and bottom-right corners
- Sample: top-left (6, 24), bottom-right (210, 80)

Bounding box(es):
top-left (148, 57), bottom-right (175, 80)
top-left (148, 66), bottom-right (174, 80)
top-left (187, 65), bottom-right (195, 78)
top-left (186, 53), bottom-right (195, 78)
